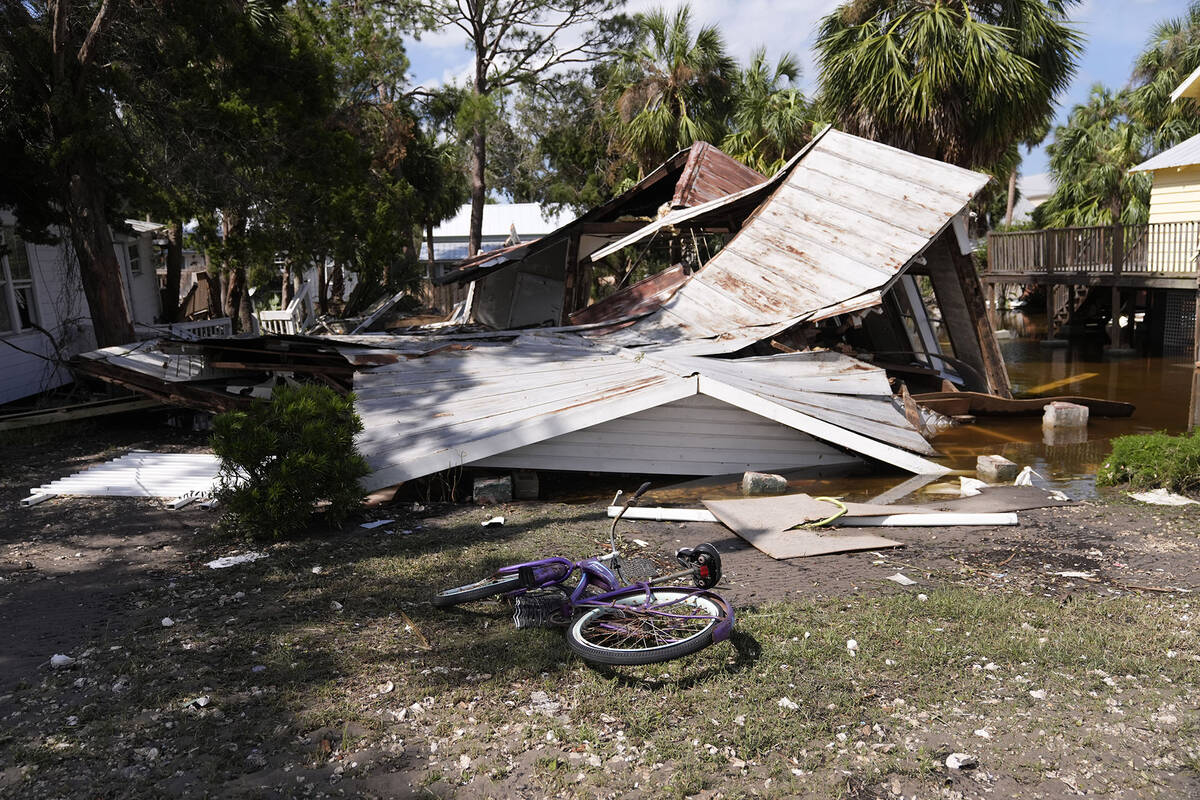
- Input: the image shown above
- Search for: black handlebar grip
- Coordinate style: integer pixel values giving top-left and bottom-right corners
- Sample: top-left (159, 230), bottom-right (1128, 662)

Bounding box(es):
top-left (632, 482), bottom-right (652, 501)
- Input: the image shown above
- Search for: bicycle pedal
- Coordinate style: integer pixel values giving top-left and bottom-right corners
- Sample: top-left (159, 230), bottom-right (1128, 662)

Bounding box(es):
top-left (513, 590), bottom-right (565, 629)
top-left (620, 557), bottom-right (659, 582)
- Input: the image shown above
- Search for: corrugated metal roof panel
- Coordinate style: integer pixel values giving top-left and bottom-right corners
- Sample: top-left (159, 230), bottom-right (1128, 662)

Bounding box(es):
top-left (1130, 133), bottom-right (1200, 172)
top-left (673, 142), bottom-right (768, 208)
top-left (589, 128), bottom-right (990, 353)
top-left (351, 333), bottom-right (945, 490)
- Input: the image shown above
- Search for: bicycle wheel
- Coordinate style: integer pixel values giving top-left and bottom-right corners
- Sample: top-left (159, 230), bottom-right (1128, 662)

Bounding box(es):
top-left (432, 573), bottom-right (522, 607)
top-left (565, 587), bottom-right (729, 665)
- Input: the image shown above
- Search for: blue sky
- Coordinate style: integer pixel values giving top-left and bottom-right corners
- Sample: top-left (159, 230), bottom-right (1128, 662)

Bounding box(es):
top-left (405, 0), bottom-right (1195, 178)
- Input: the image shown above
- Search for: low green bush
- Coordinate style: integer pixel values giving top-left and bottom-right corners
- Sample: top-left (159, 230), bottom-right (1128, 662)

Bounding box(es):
top-left (211, 383), bottom-right (370, 539)
top-left (1097, 430), bottom-right (1200, 494)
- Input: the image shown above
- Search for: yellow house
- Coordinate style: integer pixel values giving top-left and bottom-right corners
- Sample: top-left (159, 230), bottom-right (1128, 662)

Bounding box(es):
top-left (1129, 66), bottom-right (1200, 274)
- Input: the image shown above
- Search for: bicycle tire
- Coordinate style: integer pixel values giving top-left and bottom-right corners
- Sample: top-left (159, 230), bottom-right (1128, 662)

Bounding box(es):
top-left (564, 587), bottom-right (728, 666)
top-left (432, 573), bottom-right (522, 607)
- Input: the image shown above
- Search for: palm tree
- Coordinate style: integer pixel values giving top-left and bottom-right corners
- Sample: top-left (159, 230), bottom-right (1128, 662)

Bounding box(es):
top-left (610, 5), bottom-right (736, 176)
top-left (814, 0), bottom-right (1082, 171)
top-left (1034, 86), bottom-right (1152, 228)
top-left (722, 48), bottom-right (814, 174)
top-left (1131, 1), bottom-right (1200, 151)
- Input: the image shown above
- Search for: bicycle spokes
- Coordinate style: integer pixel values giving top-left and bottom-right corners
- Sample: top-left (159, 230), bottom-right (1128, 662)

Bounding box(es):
top-left (579, 599), bottom-right (716, 649)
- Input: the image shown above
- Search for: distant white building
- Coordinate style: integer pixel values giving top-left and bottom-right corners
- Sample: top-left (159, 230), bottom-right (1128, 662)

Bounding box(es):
top-left (0, 213), bottom-right (164, 405)
top-left (426, 202), bottom-right (574, 272)
top-left (1011, 172), bottom-right (1054, 223)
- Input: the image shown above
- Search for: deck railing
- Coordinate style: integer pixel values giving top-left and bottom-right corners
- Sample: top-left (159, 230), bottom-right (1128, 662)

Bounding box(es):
top-left (987, 221), bottom-right (1200, 276)
top-left (256, 282), bottom-right (314, 335)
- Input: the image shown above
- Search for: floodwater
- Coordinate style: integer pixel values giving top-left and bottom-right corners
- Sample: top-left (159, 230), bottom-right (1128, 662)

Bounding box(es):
top-left (932, 311), bottom-right (1198, 499)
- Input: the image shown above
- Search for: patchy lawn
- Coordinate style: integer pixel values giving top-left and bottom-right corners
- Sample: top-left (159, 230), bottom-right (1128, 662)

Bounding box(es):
top-left (2, 421), bottom-right (1199, 799)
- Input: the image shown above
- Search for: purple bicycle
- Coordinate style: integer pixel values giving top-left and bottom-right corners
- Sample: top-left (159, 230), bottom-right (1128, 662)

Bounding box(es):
top-left (432, 483), bottom-right (735, 666)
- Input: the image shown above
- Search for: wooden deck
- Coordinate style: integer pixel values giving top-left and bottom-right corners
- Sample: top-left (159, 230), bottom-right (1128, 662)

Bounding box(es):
top-left (985, 222), bottom-right (1200, 290)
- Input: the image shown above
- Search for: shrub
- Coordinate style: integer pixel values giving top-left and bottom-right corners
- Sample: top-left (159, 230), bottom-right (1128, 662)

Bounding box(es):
top-left (211, 383), bottom-right (370, 539)
top-left (1097, 430), bottom-right (1200, 494)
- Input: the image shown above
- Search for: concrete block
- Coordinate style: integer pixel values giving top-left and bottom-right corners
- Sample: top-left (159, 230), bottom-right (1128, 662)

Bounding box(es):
top-left (742, 471), bottom-right (788, 496)
top-left (512, 470), bottom-right (539, 500)
top-left (976, 454), bottom-right (1018, 483)
top-left (1042, 401), bottom-right (1089, 429)
top-left (473, 476), bottom-right (512, 505)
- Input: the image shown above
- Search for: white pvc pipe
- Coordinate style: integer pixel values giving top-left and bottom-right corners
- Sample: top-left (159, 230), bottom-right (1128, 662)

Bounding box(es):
top-left (607, 506), bottom-right (717, 522)
top-left (607, 506), bottom-right (1019, 527)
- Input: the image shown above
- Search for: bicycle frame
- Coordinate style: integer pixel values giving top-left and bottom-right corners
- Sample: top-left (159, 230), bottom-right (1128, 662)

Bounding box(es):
top-left (487, 555), bottom-right (734, 644)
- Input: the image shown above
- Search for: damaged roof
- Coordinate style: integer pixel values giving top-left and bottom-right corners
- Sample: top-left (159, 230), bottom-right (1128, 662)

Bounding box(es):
top-left (433, 141), bottom-right (765, 286)
top-left (353, 333), bottom-right (944, 491)
top-left (584, 127), bottom-right (991, 353)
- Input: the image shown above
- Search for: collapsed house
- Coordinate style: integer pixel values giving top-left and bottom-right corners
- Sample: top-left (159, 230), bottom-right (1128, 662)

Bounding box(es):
top-left (430, 141), bottom-right (766, 330)
top-left (73, 128), bottom-right (1013, 491)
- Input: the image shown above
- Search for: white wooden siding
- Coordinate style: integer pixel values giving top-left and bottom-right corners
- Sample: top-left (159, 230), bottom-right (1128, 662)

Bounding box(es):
top-left (473, 394), bottom-right (863, 475)
top-left (0, 219), bottom-right (161, 405)
top-left (350, 334), bottom-right (945, 490)
top-left (0, 237), bottom-right (95, 405)
top-left (118, 235), bottom-right (162, 325)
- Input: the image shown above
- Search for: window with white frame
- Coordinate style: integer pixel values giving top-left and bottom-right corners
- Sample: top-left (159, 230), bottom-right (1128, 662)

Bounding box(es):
top-left (0, 227), bottom-right (36, 335)
top-left (127, 240), bottom-right (142, 274)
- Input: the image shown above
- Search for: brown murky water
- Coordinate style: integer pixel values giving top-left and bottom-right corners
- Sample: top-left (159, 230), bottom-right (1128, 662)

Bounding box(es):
top-left (930, 311), bottom-right (1198, 499)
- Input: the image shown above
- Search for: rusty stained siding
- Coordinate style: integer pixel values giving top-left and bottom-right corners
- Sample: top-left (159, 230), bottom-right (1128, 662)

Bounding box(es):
top-left (594, 129), bottom-right (991, 353)
top-left (567, 264), bottom-right (688, 328)
top-left (673, 143), bottom-right (766, 208)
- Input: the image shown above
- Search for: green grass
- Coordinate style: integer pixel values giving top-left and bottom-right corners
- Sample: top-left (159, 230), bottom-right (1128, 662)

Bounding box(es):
top-left (3, 502), bottom-right (1199, 799)
top-left (1098, 430), bottom-right (1200, 493)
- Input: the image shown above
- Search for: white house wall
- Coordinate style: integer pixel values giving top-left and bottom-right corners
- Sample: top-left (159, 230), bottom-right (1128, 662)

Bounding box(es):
top-left (116, 234), bottom-right (162, 326)
top-left (0, 217), bottom-right (163, 405)
top-left (472, 393), bottom-right (863, 475)
top-left (0, 238), bottom-right (95, 404)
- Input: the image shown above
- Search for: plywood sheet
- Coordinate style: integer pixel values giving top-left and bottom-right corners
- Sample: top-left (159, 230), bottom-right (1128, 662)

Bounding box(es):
top-left (926, 486), bottom-right (1075, 513)
top-left (702, 496), bottom-right (903, 559)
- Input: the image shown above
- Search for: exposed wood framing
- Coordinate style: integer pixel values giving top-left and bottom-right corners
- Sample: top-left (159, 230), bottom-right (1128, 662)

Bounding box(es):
top-left (559, 231), bottom-right (583, 324)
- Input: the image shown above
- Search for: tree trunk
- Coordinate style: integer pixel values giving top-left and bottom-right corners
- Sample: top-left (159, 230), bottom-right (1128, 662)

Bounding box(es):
top-left (1004, 170), bottom-right (1017, 227)
top-left (225, 266), bottom-right (245, 332)
top-left (64, 164), bottom-right (135, 347)
top-left (469, 123), bottom-right (486, 257)
top-left (317, 258), bottom-right (328, 315)
top-left (162, 220), bottom-right (184, 323)
top-left (236, 269), bottom-right (255, 333)
top-left (281, 261), bottom-right (293, 308)
top-left (426, 221), bottom-right (436, 266)
top-left (208, 271), bottom-right (224, 318)
top-left (330, 261), bottom-right (344, 312)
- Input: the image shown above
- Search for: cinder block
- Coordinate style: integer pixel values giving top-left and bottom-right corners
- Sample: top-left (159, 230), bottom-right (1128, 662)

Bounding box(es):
top-left (1042, 401), bottom-right (1089, 429)
top-left (976, 454), bottom-right (1019, 483)
top-left (512, 471), bottom-right (539, 500)
top-left (742, 471), bottom-right (788, 496)
top-left (473, 476), bottom-right (512, 505)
